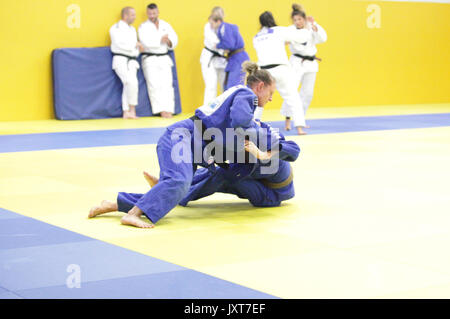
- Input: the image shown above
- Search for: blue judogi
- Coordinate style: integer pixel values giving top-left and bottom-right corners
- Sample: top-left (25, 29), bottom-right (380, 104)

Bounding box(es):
top-left (117, 122), bottom-right (300, 216)
top-left (216, 22), bottom-right (250, 90)
top-left (116, 85), bottom-right (265, 223)
top-left (178, 125), bottom-right (300, 207)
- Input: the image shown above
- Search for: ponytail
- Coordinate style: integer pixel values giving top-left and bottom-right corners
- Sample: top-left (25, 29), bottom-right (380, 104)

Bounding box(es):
top-left (291, 3), bottom-right (306, 19)
top-left (242, 61), bottom-right (274, 87)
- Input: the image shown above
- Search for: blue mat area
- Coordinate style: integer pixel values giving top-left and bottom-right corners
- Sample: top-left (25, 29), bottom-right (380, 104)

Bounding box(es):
top-left (1, 113), bottom-right (450, 153)
top-left (0, 208), bottom-right (276, 299)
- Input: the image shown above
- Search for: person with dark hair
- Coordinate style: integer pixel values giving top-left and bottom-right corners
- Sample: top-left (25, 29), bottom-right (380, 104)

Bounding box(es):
top-left (253, 11), bottom-right (312, 135)
top-left (109, 7), bottom-right (144, 119)
top-left (138, 3), bottom-right (178, 118)
top-left (88, 62), bottom-right (276, 228)
top-left (200, 7), bottom-right (227, 105)
top-left (282, 4), bottom-right (327, 128)
top-left (209, 14), bottom-right (250, 90)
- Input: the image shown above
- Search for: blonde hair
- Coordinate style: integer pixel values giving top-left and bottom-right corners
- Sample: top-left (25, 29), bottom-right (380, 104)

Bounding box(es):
top-left (242, 61), bottom-right (274, 87)
top-left (211, 6), bottom-right (224, 19)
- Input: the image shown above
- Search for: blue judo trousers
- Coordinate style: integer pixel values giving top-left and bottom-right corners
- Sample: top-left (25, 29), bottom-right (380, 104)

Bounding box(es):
top-left (118, 118), bottom-right (196, 223)
top-left (216, 22), bottom-right (250, 90)
top-left (118, 120), bottom-right (300, 219)
top-left (117, 85), bottom-right (272, 224)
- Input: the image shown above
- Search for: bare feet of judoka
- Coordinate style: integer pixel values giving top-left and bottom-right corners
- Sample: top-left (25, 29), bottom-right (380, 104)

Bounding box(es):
top-left (121, 206), bottom-right (154, 228)
top-left (123, 106), bottom-right (139, 119)
top-left (160, 111), bottom-right (173, 118)
top-left (296, 126), bottom-right (307, 135)
top-left (88, 200), bottom-right (118, 218)
top-left (123, 110), bottom-right (134, 119)
top-left (143, 171), bottom-right (159, 187)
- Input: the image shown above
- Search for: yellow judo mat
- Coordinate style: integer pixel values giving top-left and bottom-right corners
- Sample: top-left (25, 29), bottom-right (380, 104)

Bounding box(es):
top-left (1, 105), bottom-right (450, 298)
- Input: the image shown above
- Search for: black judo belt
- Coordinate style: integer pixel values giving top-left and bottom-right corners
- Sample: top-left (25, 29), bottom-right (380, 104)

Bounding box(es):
top-left (141, 51), bottom-right (169, 61)
top-left (112, 52), bottom-right (138, 69)
top-left (293, 53), bottom-right (322, 62)
top-left (260, 64), bottom-right (281, 70)
top-left (204, 47), bottom-right (226, 67)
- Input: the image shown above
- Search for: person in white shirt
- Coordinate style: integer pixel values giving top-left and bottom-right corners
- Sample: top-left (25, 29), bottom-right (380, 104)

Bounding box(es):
top-left (253, 11), bottom-right (312, 135)
top-left (109, 7), bottom-right (143, 119)
top-left (138, 3), bottom-right (178, 119)
top-left (200, 6), bottom-right (227, 106)
top-left (283, 4), bottom-right (327, 128)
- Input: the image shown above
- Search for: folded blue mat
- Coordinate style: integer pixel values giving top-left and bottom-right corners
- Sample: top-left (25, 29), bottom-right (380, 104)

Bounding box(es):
top-left (52, 47), bottom-right (182, 120)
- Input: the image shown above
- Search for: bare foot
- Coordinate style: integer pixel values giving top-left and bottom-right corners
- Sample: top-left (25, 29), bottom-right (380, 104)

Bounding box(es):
top-left (285, 118), bottom-right (291, 131)
top-left (143, 171), bottom-right (159, 187)
top-left (88, 200), bottom-right (117, 218)
top-left (160, 111), bottom-right (173, 119)
top-left (121, 206), bottom-right (154, 228)
top-left (123, 111), bottom-right (133, 119)
top-left (305, 125), bottom-right (311, 129)
top-left (296, 126), bottom-right (308, 135)
top-left (121, 214), bottom-right (154, 228)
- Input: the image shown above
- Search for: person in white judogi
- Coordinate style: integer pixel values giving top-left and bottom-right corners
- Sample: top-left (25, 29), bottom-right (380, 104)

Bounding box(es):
top-left (283, 4), bottom-right (327, 128)
top-left (200, 6), bottom-right (227, 106)
top-left (109, 7), bottom-right (143, 119)
top-left (253, 11), bottom-right (312, 135)
top-left (138, 3), bottom-right (178, 118)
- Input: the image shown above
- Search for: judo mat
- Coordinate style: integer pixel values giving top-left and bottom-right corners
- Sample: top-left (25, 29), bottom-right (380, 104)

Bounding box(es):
top-left (1, 104), bottom-right (450, 298)
top-left (52, 47), bottom-right (182, 120)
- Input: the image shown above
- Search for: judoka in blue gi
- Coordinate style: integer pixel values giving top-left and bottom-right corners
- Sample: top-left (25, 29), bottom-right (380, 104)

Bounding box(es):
top-left (209, 13), bottom-right (250, 90)
top-left (178, 121), bottom-right (300, 207)
top-left (136, 121), bottom-right (300, 208)
top-left (88, 62), bottom-right (277, 228)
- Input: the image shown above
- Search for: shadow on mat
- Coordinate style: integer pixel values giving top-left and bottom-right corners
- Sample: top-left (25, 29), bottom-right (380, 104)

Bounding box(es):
top-left (88, 201), bottom-right (297, 227)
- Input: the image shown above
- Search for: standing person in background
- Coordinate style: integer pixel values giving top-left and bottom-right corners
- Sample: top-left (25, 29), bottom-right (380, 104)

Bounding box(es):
top-left (138, 3), bottom-right (178, 119)
top-left (200, 7), bottom-right (228, 106)
top-left (284, 4), bottom-right (327, 128)
top-left (109, 7), bottom-right (143, 119)
top-left (209, 14), bottom-right (250, 90)
top-left (253, 11), bottom-right (312, 135)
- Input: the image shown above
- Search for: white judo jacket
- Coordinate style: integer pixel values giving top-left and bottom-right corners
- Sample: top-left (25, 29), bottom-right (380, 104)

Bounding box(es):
top-left (253, 26), bottom-right (312, 67)
top-left (138, 19), bottom-right (178, 67)
top-left (288, 22), bottom-right (327, 73)
top-left (200, 22), bottom-right (227, 69)
top-left (109, 20), bottom-right (140, 70)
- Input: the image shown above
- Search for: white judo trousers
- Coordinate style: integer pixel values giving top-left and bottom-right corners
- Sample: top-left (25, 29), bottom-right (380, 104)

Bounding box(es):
top-left (113, 57), bottom-right (139, 112)
top-left (138, 18), bottom-right (178, 114)
top-left (109, 20), bottom-right (140, 112)
top-left (282, 22), bottom-right (327, 124)
top-left (200, 23), bottom-right (227, 106)
top-left (283, 55), bottom-right (318, 118)
top-left (252, 26), bottom-right (312, 128)
top-left (201, 62), bottom-right (226, 106)
top-left (141, 55), bottom-right (175, 114)
top-left (270, 65), bottom-right (306, 127)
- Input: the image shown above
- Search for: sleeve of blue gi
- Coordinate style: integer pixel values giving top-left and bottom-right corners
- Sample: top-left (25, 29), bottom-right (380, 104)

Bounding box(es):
top-left (216, 23), bottom-right (237, 50)
top-left (229, 91), bottom-right (257, 129)
top-left (257, 121), bottom-right (300, 161)
top-left (278, 140), bottom-right (301, 162)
